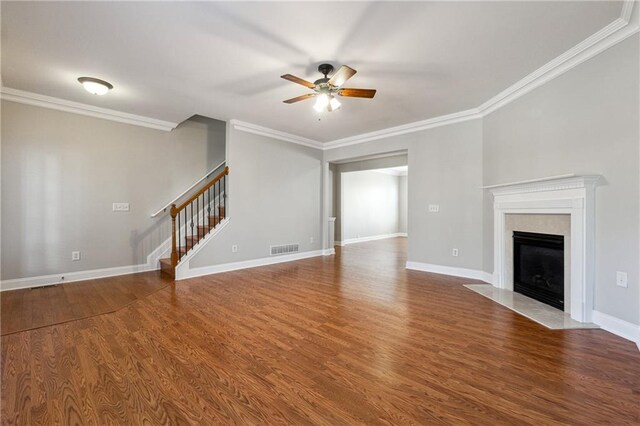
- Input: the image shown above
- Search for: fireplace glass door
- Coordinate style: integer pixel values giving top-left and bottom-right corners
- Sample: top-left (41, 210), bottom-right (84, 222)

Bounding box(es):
top-left (513, 231), bottom-right (564, 310)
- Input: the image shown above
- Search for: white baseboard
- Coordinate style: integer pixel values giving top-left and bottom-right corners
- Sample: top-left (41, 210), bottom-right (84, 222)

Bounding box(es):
top-left (0, 221), bottom-right (226, 292)
top-left (336, 232), bottom-right (407, 246)
top-left (1, 235), bottom-right (327, 290)
top-left (592, 310), bottom-right (640, 347)
top-left (406, 261), bottom-right (489, 283)
top-left (1, 218), bottom-right (234, 291)
top-left (177, 250), bottom-right (325, 280)
top-left (481, 271), bottom-right (495, 285)
top-left (2, 227), bottom-right (172, 290)
top-left (0, 262), bottom-right (158, 292)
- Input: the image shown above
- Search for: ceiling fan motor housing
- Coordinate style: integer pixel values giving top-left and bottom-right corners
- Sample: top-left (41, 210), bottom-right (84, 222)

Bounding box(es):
top-left (317, 63), bottom-right (334, 77)
top-left (314, 64), bottom-right (340, 94)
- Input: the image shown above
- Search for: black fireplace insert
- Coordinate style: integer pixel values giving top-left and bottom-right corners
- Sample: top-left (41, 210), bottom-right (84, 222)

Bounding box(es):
top-left (513, 231), bottom-right (564, 310)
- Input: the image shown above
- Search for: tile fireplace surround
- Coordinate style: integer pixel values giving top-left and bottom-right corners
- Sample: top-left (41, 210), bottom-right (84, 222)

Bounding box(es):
top-left (487, 175), bottom-right (602, 323)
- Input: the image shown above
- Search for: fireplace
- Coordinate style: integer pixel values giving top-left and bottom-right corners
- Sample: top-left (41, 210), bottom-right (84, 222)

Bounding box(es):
top-left (513, 231), bottom-right (564, 310)
top-left (490, 175), bottom-right (602, 322)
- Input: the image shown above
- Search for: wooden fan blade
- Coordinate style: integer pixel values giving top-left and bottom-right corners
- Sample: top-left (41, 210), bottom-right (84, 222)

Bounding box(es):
top-left (338, 88), bottom-right (377, 98)
top-left (280, 74), bottom-right (316, 89)
top-left (328, 65), bottom-right (357, 87)
top-left (283, 93), bottom-right (315, 104)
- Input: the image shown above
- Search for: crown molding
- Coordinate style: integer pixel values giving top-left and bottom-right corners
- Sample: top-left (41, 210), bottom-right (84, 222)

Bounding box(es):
top-left (230, 119), bottom-right (324, 150)
top-left (0, 87), bottom-right (178, 131)
top-left (322, 108), bottom-right (482, 150)
top-left (478, 17), bottom-right (638, 116)
top-left (323, 0), bottom-right (638, 151)
top-left (2, 2), bottom-right (636, 147)
top-left (621, 0), bottom-right (636, 22)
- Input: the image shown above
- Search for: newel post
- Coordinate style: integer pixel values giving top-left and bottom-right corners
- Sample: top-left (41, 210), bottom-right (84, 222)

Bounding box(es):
top-left (170, 204), bottom-right (178, 267)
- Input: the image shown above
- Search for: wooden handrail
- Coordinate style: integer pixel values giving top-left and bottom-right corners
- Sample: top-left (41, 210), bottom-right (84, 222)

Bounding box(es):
top-left (172, 166), bottom-right (229, 215)
top-left (169, 166), bottom-right (229, 268)
top-left (151, 161), bottom-right (225, 218)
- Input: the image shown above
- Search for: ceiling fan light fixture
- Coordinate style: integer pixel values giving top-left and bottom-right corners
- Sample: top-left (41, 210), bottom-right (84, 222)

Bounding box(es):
top-left (313, 93), bottom-right (329, 112)
top-left (329, 96), bottom-right (341, 111)
top-left (281, 64), bottom-right (375, 111)
top-left (77, 76), bottom-right (113, 95)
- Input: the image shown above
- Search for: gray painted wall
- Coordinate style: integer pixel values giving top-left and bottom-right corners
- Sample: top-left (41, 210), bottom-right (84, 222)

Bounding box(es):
top-left (2, 33), bottom-right (636, 328)
top-left (1, 101), bottom-right (225, 280)
top-left (189, 115), bottom-right (227, 169)
top-left (324, 120), bottom-right (485, 270)
top-left (399, 175), bottom-right (408, 234)
top-left (328, 166), bottom-right (335, 217)
top-left (324, 34), bottom-right (639, 326)
top-left (483, 35), bottom-right (640, 324)
top-left (189, 127), bottom-right (322, 268)
top-left (340, 170), bottom-right (401, 241)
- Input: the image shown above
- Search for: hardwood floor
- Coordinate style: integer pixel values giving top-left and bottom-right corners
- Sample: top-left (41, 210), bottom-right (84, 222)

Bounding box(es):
top-left (1, 272), bottom-right (172, 335)
top-left (2, 238), bottom-right (639, 424)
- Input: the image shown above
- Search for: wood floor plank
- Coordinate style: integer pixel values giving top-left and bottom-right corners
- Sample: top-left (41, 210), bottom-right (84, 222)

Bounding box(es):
top-left (1, 238), bottom-right (639, 424)
top-left (1, 272), bottom-right (171, 336)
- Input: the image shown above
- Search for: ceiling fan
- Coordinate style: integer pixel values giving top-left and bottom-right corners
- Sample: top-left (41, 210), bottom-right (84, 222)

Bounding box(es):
top-left (281, 63), bottom-right (376, 112)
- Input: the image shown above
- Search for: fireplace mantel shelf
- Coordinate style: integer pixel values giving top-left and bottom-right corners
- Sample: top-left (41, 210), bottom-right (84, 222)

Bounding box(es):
top-left (482, 174), bottom-right (603, 194)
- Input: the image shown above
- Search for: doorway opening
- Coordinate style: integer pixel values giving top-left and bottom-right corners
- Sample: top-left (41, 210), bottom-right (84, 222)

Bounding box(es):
top-left (328, 154), bottom-right (408, 250)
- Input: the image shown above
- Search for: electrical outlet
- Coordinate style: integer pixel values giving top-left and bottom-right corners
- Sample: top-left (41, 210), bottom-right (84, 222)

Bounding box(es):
top-left (452, 248), bottom-right (459, 257)
top-left (112, 202), bottom-right (130, 212)
top-left (231, 245), bottom-right (238, 253)
top-left (616, 271), bottom-right (628, 288)
top-left (72, 251), bottom-right (81, 261)
top-left (310, 236), bottom-right (314, 244)
top-left (428, 204), bottom-right (440, 213)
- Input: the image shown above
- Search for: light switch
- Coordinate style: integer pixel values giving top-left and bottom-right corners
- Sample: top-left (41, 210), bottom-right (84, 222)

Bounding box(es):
top-left (112, 203), bottom-right (130, 212)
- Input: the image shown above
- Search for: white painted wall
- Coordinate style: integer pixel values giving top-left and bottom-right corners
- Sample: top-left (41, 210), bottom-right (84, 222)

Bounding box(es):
top-left (0, 100), bottom-right (225, 281)
top-left (340, 170), bottom-right (401, 242)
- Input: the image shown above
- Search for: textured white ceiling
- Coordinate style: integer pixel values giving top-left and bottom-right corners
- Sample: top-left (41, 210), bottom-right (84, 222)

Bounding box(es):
top-left (1, 1), bottom-right (623, 142)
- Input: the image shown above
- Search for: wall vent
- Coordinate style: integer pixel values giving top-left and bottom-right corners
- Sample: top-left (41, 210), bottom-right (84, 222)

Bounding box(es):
top-left (270, 243), bottom-right (299, 256)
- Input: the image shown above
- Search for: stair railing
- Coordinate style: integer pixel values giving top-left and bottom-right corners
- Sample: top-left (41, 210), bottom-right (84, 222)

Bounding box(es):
top-left (170, 166), bottom-right (229, 267)
top-left (151, 160), bottom-right (226, 218)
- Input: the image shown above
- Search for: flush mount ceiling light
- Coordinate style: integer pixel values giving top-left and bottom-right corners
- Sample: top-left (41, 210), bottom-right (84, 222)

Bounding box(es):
top-left (77, 77), bottom-right (113, 95)
top-left (281, 63), bottom-right (376, 113)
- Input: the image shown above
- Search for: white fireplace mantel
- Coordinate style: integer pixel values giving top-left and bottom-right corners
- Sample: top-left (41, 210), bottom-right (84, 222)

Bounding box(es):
top-left (490, 175), bottom-right (603, 323)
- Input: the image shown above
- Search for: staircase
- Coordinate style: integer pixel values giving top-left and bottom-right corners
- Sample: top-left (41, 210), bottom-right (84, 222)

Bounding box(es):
top-left (159, 166), bottom-right (229, 277)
